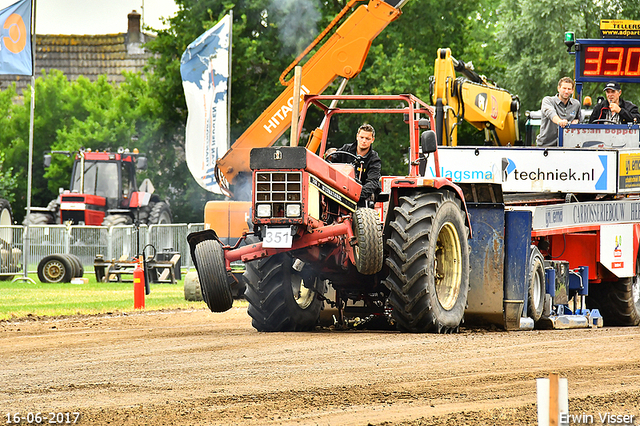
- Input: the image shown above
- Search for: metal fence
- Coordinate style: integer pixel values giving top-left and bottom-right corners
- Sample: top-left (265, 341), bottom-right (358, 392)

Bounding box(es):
top-left (0, 223), bottom-right (204, 278)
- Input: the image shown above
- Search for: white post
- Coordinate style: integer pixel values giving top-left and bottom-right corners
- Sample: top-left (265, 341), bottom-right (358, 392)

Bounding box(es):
top-left (537, 374), bottom-right (569, 426)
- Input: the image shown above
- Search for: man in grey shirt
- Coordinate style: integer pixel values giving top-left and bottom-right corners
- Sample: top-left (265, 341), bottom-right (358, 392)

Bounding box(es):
top-left (537, 77), bottom-right (582, 147)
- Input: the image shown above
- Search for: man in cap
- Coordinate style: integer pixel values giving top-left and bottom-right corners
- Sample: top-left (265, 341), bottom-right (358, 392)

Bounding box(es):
top-left (589, 81), bottom-right (640, 124)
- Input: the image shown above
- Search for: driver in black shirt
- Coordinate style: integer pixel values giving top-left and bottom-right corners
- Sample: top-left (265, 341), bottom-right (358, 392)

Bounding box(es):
top-left (329, 123), bottom-right (382, 206)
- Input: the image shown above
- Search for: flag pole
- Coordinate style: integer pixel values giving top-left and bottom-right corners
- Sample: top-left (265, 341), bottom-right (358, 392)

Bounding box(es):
top-left (16, 0), bottom-right (36, 284)
top-left (226, 10), bottom-right (233, 153)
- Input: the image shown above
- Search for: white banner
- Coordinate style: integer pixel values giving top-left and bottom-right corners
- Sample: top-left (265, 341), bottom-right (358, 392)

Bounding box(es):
top-left (180, 14), bottom-right (231, 194)
top-left (425, 147), bottom-right (617, 194)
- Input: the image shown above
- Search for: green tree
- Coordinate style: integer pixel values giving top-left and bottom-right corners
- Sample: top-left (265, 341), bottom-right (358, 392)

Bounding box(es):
top-left (0, 71), bottom-right (169, 223)
top-left (0, 152), bottom-right (18, 204)
top-left (146, 0), bottom-right (505, 184)
top-left (496, 0), bottom-right (640, 114)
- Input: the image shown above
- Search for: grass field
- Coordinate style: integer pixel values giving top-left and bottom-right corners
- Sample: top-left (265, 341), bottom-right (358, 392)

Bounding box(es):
top-left (0, 273), bottom-right (209, 320)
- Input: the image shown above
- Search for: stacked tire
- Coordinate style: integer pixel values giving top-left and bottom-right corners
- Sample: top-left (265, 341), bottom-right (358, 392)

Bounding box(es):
top-left (37, 254), bottom-right (84, 283)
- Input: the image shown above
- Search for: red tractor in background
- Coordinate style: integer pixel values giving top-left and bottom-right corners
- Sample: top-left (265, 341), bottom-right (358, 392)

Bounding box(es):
top-left (24, 148), bottom-right (172, 227)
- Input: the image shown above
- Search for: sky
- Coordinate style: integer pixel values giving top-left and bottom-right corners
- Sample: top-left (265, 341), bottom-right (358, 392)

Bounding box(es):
top-left (0, 0), bottom-right (180, 35)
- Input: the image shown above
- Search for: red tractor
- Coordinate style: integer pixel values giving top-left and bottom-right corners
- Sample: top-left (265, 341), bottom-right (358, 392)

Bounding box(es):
top-left (188, 94), bottom-right (471, 333)
top-left (25, 149), bottom-right (171, 226)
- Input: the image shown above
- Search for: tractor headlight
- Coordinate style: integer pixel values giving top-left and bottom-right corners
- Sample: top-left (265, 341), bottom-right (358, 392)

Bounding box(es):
top-left (286, 203), bottom-right (301, 218)
top-left (256, 204), bottom-right (271, 218)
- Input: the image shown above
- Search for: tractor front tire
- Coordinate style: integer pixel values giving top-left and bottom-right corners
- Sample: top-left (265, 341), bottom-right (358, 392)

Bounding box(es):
top-left (194, 239), bottom-right (233, 312)
top-left (384, 190), bottom-right (470, 333)
top-left (244, 253), bottom-right (322, 332)
top-left (23, 212), bottom-right (55, 225)
top-left (352, 208), bottom-right (383, 275)
top-left (184, 271), bottom-right (203, 301)
top-left (102, 214), bottom-right (133, 227)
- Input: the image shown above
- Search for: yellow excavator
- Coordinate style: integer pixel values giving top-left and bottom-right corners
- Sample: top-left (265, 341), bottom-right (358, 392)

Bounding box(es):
top-left (431, 47), bottom-right (521, 146)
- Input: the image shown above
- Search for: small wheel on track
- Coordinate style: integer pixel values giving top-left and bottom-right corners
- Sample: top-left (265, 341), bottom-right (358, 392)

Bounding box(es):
top-left (38, 254), bottom-right (73, 283)
top-left (527, 245), bottom-right (546, 322)
top-left (194, 239), bottom-right (233, 312)
top-left (66, 254), bottom-right (85, 278)
top-left (352, 208), bottom-right (383, 275)
top-left (184, 271), bottom-right (203, 301)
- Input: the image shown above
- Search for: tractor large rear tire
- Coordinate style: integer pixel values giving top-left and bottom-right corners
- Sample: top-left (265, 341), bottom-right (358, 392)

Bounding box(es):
top-left (0, 198), bottom-right (12, 227)
top-left (527, 245), bottom-right (546, 322)
top-left (0, 198), bottom-right (13, 247)
top-left (193, 239), bottom-right (233, 312)
top-left (23, 212), bottom-right (55, 225)
top-left (148, 201), bottom-right (172, 224)
top-left (384, 190), bottom-right (470, 333)
top-left (244, 253), bottom-right (322, 332)
top-left (587, 254), bottom-right (640, 326)
top-left (352, 208), bottom-right (383, 275)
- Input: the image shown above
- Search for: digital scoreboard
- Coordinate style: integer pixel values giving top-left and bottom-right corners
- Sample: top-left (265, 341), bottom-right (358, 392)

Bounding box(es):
top-left (576, 39), bottom-right (640, 83)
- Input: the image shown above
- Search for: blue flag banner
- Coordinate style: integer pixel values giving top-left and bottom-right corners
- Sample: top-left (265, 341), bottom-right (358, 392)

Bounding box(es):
top-left (180, 13), bottom-right (231, 194)
top-left (0, 0), bottom-right (32, 76)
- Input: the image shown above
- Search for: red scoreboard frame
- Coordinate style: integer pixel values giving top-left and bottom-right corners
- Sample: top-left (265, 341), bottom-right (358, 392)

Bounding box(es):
top-left (576, 39), bottom-right (640, 83)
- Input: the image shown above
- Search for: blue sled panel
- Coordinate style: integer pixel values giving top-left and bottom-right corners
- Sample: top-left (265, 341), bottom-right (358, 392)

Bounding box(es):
top-left (503, 210), bottom-right (532, 327)
top-left (465, 204), bottom-right (505, 326)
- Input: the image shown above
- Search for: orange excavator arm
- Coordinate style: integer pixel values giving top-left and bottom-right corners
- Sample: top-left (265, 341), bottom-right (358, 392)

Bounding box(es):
top-left (216, 0), bottom-right (408, 197)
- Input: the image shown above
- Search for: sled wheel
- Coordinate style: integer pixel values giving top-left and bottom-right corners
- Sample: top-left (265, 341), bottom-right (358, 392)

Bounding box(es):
top-left (587, 253), bottom-right (640, 326)
top-left (527, 245), bottom-right (545, 322)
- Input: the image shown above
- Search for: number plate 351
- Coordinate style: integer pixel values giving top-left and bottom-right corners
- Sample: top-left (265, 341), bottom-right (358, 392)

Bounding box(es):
top-left (262, 226), bottom-right (293, 248)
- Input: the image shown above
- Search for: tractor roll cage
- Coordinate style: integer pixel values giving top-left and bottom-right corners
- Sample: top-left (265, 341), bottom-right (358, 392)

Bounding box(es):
top-left (295, 94), bottom-right (436, 178)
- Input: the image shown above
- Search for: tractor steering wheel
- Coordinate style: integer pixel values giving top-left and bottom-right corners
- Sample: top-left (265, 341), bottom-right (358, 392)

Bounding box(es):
top-left (324, 150), bottom-right (364, 183)
top-left (325, 150), bottom-right (360, 164)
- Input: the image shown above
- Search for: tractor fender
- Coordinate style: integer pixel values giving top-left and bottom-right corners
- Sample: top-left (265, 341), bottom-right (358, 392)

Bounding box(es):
top-left (385, 177), bottom-right (472, 239)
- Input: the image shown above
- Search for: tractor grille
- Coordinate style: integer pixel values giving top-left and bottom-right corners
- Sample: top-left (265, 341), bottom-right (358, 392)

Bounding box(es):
top-left (255, 172), bottom-right (302, 219)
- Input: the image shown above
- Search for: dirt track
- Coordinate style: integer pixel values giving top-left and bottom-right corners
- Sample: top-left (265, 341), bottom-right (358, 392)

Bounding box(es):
top-left (1, 305), bottom-right (639, 426)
